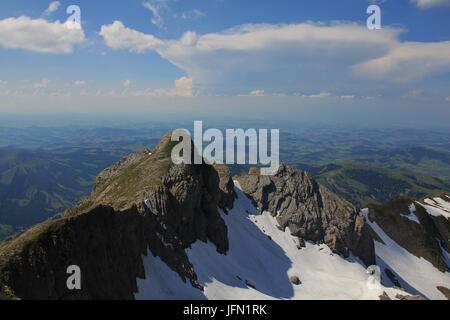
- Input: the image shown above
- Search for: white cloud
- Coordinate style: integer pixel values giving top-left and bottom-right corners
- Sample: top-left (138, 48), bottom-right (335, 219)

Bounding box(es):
top-left (123, 79), bottom-right (132, 89)
top-left (128, 76), bottom-right (193, 97)
top-left (157, 23), bottom-right (400, 92)
top-left (298, 92), bottom-right (357, 99)
top-left (172, 76), bottom-right (193, 97)
top-left (238, 91), bottom-right (357, 98)
top-left (305, 92), bottom-right (332, 99)
top-left (0, 16), bottom-right (84, 53)
top-left (99, 21), bottom-right (163, 53)
top-left (43, 1), bottom-right (61, 16)
top-left (181, 9), bottom-right (205, 20)
top-left (73, 80), bottom-right (87, 87)
top-left (99, 21), bottom-right (399, 93)
top-left (446, 96), bottom-right (450, 101)
top-left (180, 31), bottom-right (199, 46)
top-left (142, 1), bottom-right (167, 29)
top-left (354, 41), bottom-right (450, 82)
top-left (98, 21), bottom-right (450, 95)
top-left (411, 0), bottom-right (450, 8)
top-left (249, 89), bottom-right (265, 97)
top-left (33, 79), bottom-right (50, 89)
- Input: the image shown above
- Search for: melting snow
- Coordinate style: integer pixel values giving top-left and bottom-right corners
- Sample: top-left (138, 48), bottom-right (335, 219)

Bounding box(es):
top-left (421, 197), bottom-right (450, 219)
top-left (135, 248), bottom-right (205, 300)
top-left (400, 204), bottom-right (420, 224)
top-left (136, 183), bottom-right (403, 300)
top-left (363, 210), bottom-right (450, 300)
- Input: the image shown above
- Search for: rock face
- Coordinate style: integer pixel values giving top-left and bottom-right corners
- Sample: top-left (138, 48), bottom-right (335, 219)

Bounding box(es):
top-left (236, 165), bottom-right (376, 266)
top-left (146, 162), bottom-right (230, 254)
top-left (437, 286), bottom-right (450, 300)
top-left (0, 134), bottom-right (235, 300)
top-left (379, 292), bottom-right (391, 300)
top-left (213, 164), bottom-right (236, 212)
top-left (368, 197), bottom-right (450, 272)
top-left (289, 276), bottom-right (301, 285)
top-left (0, 206), bottom-right (150, 300)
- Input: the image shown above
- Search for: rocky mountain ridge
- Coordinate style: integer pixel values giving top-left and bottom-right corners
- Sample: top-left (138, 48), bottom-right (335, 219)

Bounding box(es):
top-left (236, 165), bottom-right (375, 266)
top-left (0, 134), bottom-right (234, 299)
top-left (0, 133), bottom-right (448, 299)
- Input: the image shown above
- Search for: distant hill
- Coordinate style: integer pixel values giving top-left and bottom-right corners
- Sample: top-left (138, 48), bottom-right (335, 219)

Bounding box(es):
top-left (0, 147), bottom-right (127, 227)
top-left (0, 224), bottom-right (16, 242)
top-left (0, 126), bottom-right (166, 232)
top-left (375, 147), bottom-right (450, 181)
top-left (313, 162), bottom-right (450, 207)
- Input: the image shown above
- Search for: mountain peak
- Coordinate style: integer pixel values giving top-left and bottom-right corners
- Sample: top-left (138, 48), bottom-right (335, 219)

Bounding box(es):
top-left (0, 132), bottom-right (235, 299)
top-left (236, 164), bottom-right (375, 266)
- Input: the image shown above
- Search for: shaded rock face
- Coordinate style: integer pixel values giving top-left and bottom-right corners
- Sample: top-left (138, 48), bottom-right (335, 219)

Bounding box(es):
top-left (0, 203), bottom-right (208, 300)
top-left (437, 286), bottom-right (450, 300)
top-left (379, 292), bottom-right (391, 300)
top-left (147, 162), bottom-right (231, 254)
top-left (368, 197), bottom-right (450, 273)
top-left (0, 206), bottom-right (147, 300)
top-left (0, 135), bottom-right (235, 300)
top-left (213, 164), bottom-right (236, 211)
top-left (289, 275), bottom-right (301, 285)
top-left (236, 165), bottom-right (376, 266)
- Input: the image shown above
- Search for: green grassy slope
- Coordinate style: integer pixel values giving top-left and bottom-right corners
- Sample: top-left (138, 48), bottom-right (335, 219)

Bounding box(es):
top-left (314, 163), bottom-right (450, 207)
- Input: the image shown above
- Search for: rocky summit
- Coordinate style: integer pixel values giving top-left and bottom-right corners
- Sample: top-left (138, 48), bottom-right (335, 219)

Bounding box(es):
top-left (0, 133), bottom-right (234, 299)
top-left (235, 165), bottom-right (375, 266)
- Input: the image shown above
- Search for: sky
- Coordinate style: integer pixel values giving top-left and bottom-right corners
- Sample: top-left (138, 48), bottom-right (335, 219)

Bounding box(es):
top-left (0, 0), bottom-right (449, 125)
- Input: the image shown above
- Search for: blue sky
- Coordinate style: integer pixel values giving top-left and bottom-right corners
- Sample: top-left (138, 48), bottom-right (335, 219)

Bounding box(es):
top-left (0, 0), bottom-right (449, 125)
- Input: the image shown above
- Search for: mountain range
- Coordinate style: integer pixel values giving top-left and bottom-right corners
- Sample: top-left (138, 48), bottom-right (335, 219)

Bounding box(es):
top-left (0, 133), bottom-right (449, 300)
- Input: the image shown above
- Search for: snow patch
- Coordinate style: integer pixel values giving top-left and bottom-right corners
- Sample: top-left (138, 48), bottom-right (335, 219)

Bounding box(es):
top-left (363, 210), bottom-right (450, 300)
top-left (137, 184), bottom-right (414, 300)
top-left (421, 197), bottom-right (450, 219)
top-left (135, 248), bottom-right (205, 300)
top-left (400, 204), bottom-right (420, 224)
top-left (184, 184), bottom-right (398, 300)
